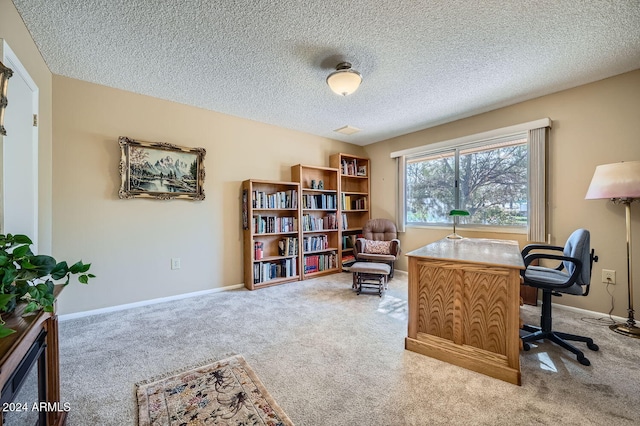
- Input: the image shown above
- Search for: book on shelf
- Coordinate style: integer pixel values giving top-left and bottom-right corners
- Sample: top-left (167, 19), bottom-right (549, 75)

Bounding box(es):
top-left (254, 241), bottom-right (264, 260)
top-left (252, 189), bottom-right (298, 209)
top-left (340, 158), bottom-right (359, 176)
top-left (342, 234), bottom-right (357, 249)
top-left (253, 258), bottom-right (298, 283)
top-left (253, 215), bottom-right (298, 234)
top-left (302, 213), bottom-right (338, 231)
top-left (302, 193), bottom-right (337, 210)
top-left (341, 194), bottom-right (367, 210)
top-left (303, 251), bottom-right (337, 273)
top-left (323, 213), bottom-right (337, 230)
top-left (278, 237), bottom-right (299, 256)
top-left (341, 253), bottom-right (356, 265)
top-left (303, 234), bottom-right (328, 252)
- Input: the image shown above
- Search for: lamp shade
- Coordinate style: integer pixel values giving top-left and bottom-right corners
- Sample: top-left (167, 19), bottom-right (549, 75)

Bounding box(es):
top-left (585, 161), bottom-right (640, 200)
top-left (326, 62), bottom-right (362, 96)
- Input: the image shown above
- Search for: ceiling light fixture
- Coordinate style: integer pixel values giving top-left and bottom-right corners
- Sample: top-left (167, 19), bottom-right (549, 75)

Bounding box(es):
top-left (326, 62), bottom-right (362, 96)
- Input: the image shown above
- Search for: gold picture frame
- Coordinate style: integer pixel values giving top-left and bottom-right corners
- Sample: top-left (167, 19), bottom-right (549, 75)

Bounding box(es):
top-left (0, 60), bottom-right (13, 136)
top-left (118, 136), bottom-right (206, 200)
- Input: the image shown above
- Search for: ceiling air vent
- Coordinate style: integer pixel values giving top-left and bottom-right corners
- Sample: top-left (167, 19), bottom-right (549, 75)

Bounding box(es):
top-left (333, 125), bottom-right (361, 135)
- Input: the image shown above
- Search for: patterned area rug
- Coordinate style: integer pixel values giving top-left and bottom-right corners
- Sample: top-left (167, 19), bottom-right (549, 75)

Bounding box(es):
top-left (135, 355), bottom-right (293, 426)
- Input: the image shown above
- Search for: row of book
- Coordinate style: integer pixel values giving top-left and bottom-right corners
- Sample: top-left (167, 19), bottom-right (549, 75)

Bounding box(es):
top-left (254, 237), bottom-right (299, 260)
top-left (302, 213), bottom-right (338, 231)
top-left (302, 235), bottom-right (329, 252)
top-left (342, 234), bottom-right (361, 249)
top-left (341, 253), bottom-right (356, 270)
top-left (339, 159), bottom-right (367, 177)
top-left (303, 252), bottom-right (337, 274)
top-left (253, 258), bottom-right (298, 283)
top-left (278, 237), bottom-right (298, 256)
top-left (253, 215), bottom-right (297, 234)
top-left (341, 194), bottom-right (367, 210)
top-left (302, 194), bottom-right (337, 210)
top-left (252, 190), bottom-right (298, 209)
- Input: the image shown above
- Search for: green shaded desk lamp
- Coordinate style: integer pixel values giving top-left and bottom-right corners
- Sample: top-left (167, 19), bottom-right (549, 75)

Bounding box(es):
top-left (447, 209), bottom-right (469, 239)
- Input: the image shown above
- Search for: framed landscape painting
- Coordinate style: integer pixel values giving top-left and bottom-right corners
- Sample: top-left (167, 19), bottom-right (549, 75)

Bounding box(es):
top-left (118, 136), bottom-right (206, 200)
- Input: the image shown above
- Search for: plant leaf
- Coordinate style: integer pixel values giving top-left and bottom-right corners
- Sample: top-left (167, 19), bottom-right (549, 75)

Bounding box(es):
top-left (12, 235), bottom-right (33, 245)
top-left (0, 325), bottom-right (16, 338)
top-left (11, 244), bottom-right (31, 258)
top-left (27, 255), bottom-right (57, 276)
top-left (2, 269), bottom-right (17, 286)
top-left (0, 293), bottom-right (16, 311)
top-left (69, 261), bottom-right (91, 274)
top-left (23, 301), bottom-right (39, 314)
top-left (50, 261), bottom-right (69, 280)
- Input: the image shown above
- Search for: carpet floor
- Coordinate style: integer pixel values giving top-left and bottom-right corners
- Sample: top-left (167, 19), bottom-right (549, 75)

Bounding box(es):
top-left (6, 271), bottom-right (640, 425)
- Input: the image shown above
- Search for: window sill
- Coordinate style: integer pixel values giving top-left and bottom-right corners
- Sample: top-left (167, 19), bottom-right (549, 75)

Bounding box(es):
top-left (404, 223), bottom-right (527, 235)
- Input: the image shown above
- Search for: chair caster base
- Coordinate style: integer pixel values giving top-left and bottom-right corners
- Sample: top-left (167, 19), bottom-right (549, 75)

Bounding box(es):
top-left (577, 355), bottom-right (590, 366)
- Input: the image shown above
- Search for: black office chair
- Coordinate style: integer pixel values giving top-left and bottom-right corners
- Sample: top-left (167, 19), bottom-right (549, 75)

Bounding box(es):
top-left (520, 228), bottom-right (599, 366)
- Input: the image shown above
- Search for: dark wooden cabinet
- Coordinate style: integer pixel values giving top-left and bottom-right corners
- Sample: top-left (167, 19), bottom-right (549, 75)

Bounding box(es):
top-left (0, 287), bottom-right (66, 425)
top-left (520, 284), bottom-right (538, 306)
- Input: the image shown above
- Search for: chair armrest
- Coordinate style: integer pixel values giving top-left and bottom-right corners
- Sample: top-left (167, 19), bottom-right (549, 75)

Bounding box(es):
top-left (521, 244), bottom-right (564, 257)
top-left (355, 238), bottom-right (366, 254)
top-left (523, 253), bottom-right (582, 288)
top-left (522, 244), bottom-right (566, 271)
top-left (389, 239), bottom-right (400, 256)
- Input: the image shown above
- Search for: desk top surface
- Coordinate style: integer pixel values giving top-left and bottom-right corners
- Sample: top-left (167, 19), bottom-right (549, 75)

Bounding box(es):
top-left (406, 237), bottom-right (525, 270)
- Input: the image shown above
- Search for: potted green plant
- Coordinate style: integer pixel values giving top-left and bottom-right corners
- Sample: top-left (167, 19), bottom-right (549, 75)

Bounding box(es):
top-left (0, 233), bottom-right (94, 338)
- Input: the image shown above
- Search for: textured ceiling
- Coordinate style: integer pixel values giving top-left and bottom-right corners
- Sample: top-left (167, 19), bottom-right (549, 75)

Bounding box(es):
top-left (11, 0), bottom-right (640, 145)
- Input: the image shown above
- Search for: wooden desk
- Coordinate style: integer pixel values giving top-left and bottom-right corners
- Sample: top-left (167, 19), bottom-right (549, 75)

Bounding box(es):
top-left (0, 287), bottom-right (66, 425)
top-left (405, 238), bottom-right (524, 385)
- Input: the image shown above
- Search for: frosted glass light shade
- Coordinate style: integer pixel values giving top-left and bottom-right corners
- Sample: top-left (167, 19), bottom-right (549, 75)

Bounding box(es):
top-left (326, 62), bottom-right (362, 96)
top-left (585, 161), bottom-right (640, 200)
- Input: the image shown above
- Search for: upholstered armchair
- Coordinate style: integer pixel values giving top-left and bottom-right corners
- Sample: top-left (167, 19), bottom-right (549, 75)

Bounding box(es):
top-left (354, 219), bottom-right (400, 278)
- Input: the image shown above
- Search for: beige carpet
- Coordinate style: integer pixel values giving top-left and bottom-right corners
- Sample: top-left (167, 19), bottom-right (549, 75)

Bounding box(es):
top-left (7, 271), bottom-right (640, 425)
top-left (136, 354), bottom-right (293, 425)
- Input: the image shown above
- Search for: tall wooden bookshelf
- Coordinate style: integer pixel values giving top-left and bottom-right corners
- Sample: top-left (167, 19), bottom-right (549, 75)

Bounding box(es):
top-left (242, 179), bottom-right (301, 290)
top-left (291, 164), bottom-right (340, 279)
top-left (329, 153), bottom-right (371, 270)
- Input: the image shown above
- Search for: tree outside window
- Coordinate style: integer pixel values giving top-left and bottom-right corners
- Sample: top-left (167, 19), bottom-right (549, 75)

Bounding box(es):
top-left (406, 137), bottom-right (528, 227)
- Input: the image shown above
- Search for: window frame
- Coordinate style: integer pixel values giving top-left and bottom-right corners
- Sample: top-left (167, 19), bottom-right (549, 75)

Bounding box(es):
top-left (391, 118), bottom-right (551, 237)
top-left (403, 133), bottom-right (529, 232)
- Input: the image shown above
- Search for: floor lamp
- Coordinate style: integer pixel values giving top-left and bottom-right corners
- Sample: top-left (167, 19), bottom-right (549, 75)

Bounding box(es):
top-left (586, 161), bottom-right (640, 338)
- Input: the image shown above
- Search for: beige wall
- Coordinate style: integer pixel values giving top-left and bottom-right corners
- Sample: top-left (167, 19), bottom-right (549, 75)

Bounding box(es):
top-left (0, 0), bottom-right (53, 253)
top-left (365, 69), bottom-right (640, 317)
top-left (52, 76), bottom-right (364, 314)
top-left (5, 0), bottom-right (639, 318)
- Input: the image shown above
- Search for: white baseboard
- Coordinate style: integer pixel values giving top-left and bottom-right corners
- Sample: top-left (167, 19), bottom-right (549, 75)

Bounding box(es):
top-left (398, 268), bottom-right (625, 322)
top-left (549, 301), bottom-right (627, 323)
top-left (59, 284), bottom-right (245, 321)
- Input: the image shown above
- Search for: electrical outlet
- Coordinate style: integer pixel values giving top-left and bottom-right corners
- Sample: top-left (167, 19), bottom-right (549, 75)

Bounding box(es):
top-left (602, 269), bottom-right (616, 284)
top-left (171, 258), bottom-right (181, 270)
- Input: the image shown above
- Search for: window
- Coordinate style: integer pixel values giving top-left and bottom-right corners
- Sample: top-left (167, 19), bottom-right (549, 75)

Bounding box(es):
top-left (393, 119), bottom-right (550, 239)
top-left (405, 136), bottom-right (528, 229)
